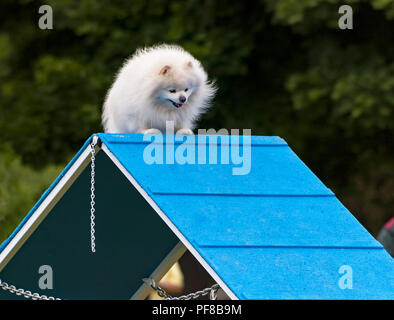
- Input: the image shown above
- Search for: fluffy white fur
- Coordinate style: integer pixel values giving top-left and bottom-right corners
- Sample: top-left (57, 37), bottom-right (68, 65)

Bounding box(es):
top-left (102, 44), bottom-right (216, 134)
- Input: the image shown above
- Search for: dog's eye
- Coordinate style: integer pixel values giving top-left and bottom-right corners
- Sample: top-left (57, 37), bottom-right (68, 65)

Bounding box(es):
top-left (184, 88), bottom-right (189, 92)
top-left (168, 89), bottom-right (176, 93)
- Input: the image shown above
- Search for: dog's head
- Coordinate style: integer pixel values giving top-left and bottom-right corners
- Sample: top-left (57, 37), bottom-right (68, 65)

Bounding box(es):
top-left (154, 61), bottom-right (198, 109)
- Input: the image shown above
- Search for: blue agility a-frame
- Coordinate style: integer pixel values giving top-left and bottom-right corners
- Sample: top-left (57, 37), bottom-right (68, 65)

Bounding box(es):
top-left (0, 133), bottom-right (393, 300)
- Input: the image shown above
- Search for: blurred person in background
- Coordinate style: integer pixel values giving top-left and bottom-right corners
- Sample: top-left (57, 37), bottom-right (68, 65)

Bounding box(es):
top-left (377, 217), bottom-right (394, 258)
top-left (149, 262), bottom-right (184, 300)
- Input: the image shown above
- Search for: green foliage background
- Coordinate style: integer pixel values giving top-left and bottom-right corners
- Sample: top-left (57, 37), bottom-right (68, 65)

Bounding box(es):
top-left (0, 0), bottom-right (393, 241)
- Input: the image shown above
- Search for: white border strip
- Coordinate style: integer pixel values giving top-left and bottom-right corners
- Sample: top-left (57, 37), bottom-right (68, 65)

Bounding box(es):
top-left (0, 145), bottom-right (95, 272)
top-left (101, 143), bottom-right (238, 300)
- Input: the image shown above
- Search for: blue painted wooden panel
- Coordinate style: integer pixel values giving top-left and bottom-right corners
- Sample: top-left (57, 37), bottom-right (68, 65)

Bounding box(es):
top-left (3, 133), bottom-right (391, 300)
top-left (98, 133), bottom-right (394, 300)
top-left (99, 134), bottom-right (333, 196)
top-left (101, 133), bottom-right (287, 146)
top-left (198, 247), bottom-right (394, 299)
top-left (151, 195), bottom-right (380, 248)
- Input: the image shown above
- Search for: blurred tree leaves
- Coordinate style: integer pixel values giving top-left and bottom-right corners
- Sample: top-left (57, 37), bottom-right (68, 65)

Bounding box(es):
top-left (0, 148), bottom-right (62, 240)
top-left (0, 0), bottom-right (393, 235)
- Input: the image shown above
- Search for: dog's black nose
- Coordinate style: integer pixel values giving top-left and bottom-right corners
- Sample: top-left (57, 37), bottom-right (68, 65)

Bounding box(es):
top-left (179, 95), bottom-right (186, 103)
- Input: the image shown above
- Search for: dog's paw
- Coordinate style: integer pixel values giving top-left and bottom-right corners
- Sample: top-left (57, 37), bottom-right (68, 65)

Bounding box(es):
top-left (176, 128), bottom-right (194, 135)
top-left (142, 128), bottom-right (162, 135)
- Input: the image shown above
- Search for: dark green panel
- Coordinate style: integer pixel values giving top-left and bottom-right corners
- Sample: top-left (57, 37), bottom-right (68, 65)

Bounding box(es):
top-left (0, 151), bottom-right (179, 299)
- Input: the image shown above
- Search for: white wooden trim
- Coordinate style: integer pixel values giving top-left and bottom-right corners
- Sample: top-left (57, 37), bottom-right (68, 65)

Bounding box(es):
top-left (101, 143), bottom-right (239, 300)
top-left (0, 138), bottom-right (239, 300)
top-left (0, 145), bottom-right (98, 272)
top-left (130, 241), bottom-right (187, 300)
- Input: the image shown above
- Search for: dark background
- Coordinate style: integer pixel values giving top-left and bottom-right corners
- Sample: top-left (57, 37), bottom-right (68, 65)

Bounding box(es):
top-left (0, 0), bottom-right (393, 241)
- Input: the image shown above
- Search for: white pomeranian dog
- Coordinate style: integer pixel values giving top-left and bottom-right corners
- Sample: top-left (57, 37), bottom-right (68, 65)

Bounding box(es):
top-left (102, 44), bottom-right (216, 134)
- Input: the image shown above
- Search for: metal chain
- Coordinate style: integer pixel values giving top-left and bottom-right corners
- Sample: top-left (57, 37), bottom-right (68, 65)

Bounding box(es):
top-left (0, 136), bottom-right (100, 299)
top-left (0, 278), bottom-right (61, 300)
top-left (143, 278), bottom-right (220, 300)
top-left (90, 138), bottom-right (97, 253)
top-left (2, 136), bottom-right (218, 302)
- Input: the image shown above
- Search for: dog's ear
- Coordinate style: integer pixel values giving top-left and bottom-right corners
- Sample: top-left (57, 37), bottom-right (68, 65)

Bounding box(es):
top-left (159, 65), bottom-right (171, 75)
top-left (186, 61), bottom-right (193, 68)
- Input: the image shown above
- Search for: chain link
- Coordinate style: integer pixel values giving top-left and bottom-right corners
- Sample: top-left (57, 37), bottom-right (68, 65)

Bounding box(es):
top-left (90, 137), bottom-right (98, 253)
top-left (143, 278), bottom-right (220, 300)
top-left (0, 279), bottom-right (61, 300)
top-left (1, 276), bottom-right (219, 301)
top-left (0, 136), bottom-right (101, 299)
top-left (2, 136), bottom-right (218, 302)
